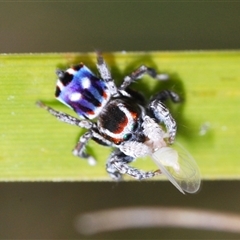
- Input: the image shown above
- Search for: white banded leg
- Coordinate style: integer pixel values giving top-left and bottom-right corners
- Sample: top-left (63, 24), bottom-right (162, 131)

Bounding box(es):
top-left (36, 101), bottom-right (93, 129)
top-left (113, 160), bottom-right (160, 180)
top-left (149, 100), bottom-right (177, 144)
top-left (73, 131), bottom-right (96, 166)
top-left (106, 150), bottom-right (160, 180)
top-left (96, 52), bottom-right (118, 96)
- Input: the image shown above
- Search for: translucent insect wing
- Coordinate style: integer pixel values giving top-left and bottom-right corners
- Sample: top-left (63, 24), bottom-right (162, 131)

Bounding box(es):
top-left (152, 143), bottom-right (201, 194)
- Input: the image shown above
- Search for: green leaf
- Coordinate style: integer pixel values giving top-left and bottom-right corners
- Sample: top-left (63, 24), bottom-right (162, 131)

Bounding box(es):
top-left (0, 51), bottom-right (239, 181)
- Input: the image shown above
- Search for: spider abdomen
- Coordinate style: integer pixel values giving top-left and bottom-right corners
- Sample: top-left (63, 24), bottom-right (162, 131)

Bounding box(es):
top-left (55, 64), bottom-right (110, 119)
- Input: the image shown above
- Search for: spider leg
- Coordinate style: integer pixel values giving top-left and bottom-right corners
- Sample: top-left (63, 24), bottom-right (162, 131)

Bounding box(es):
top-left (119, 65), bottom-right (169, 90)
top-left (37, 101), bottom-right (99, 164)
top-left (151, 89), bottom-right (181, 103)
top-left (96, 52), bottom-right (119, 96)
top-left (72, 130), bottom-right (97, 165)
top-left (36, 101), bottom-right (93, 129)
top-left (106, 149), bottom-right (160, 180)
top-left (148, 90), bottom-right (180, 144)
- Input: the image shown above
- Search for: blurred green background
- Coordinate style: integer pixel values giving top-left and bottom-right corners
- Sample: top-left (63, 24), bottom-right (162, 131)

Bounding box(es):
top-left (0, 2), bottom-right (240, 239)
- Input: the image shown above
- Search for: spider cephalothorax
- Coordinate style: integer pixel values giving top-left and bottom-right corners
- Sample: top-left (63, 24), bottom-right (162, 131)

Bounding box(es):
top-left (98, 97), bottom-right (145, 145)
top-left (37, 53), bottom-right (180, 180)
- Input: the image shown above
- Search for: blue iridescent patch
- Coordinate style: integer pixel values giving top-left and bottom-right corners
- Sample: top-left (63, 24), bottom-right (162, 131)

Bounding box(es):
top-left (56, 65), bottom-right (110, 119)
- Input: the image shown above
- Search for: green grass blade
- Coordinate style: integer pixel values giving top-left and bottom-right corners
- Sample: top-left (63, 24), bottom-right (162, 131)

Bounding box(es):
top-left (0, 51), bottom-right (239, 181)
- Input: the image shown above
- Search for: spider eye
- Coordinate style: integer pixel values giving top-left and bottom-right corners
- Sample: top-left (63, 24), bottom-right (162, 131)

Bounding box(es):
top-left (131, 122), bottom-right (138, 132)
top-left (123, 133), bottom-right (132, 141)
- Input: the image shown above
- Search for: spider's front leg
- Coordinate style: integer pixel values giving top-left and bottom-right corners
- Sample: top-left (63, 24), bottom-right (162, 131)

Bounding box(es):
top-left (106, 149), bottom-right (160, 180)
top-left (119, 65), bottom-right (169, 90)
top-left (148, 90), bottom-right (181, 144)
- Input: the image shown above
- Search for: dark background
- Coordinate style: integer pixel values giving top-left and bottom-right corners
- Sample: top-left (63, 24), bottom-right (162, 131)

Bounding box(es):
top-left (1, 2), bottom-right (240, 239)
top-left (1, 2), bottom-right (239, 53)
